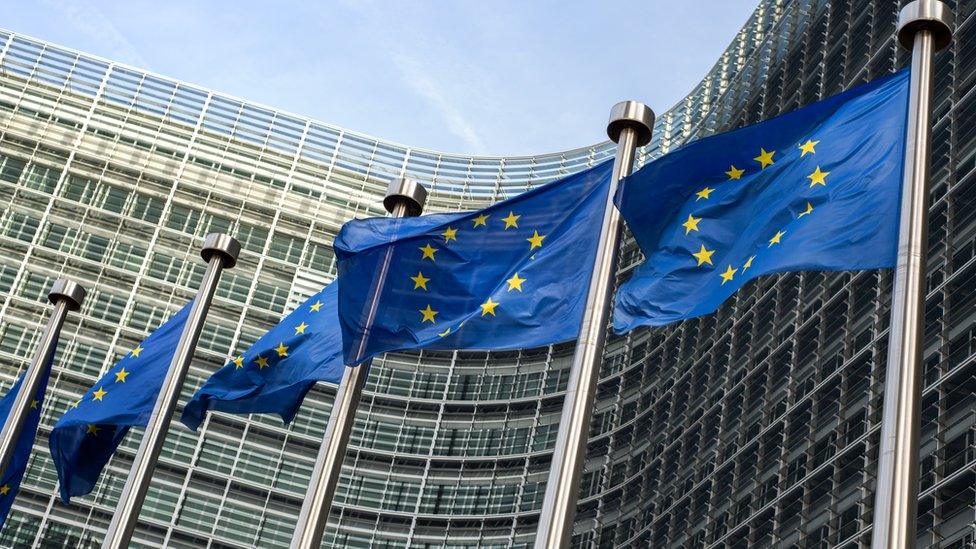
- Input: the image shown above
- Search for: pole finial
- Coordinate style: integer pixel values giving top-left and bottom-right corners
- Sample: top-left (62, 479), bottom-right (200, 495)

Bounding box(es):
top-left (607, 101), bottom-right (654, 147)
top-left (201, 233), bottom-right (241, 269)
top-left (384, 177), bottom-right (427, 217)
top-left (897, 0), bottom-right (953, 51)
top-left (48, 278), bottom-right (86, 311)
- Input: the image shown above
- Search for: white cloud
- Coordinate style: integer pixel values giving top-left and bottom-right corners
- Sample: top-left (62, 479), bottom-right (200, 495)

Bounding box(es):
top-left (391, 53), bottom-right (487, 154)
top-left (39, 0), bottom-right (150, 69)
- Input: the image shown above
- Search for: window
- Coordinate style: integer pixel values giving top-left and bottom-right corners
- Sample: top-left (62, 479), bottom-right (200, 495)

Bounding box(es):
top-left (129, 192), bottom-right (165, 223)
top-left (5, 212), bottom-right (39, 242)
top-left (23, 163), bottom-right (60, 193)
top-left (0, 155), bottom-right (26, 184)
top-left (268, 231), bottom-right (303, 264)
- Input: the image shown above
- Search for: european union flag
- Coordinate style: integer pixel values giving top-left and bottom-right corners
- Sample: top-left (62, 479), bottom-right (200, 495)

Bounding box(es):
top-left (0, 364), bottom-right (50, 525)
top-left (181, 284), bottom-right (344, 431)
top-left (49, 302), bottom-right (189, 503)
top-left (613, 70), bottom-right (909, 331)
top-left (335, 161), bottom-right (613, 364)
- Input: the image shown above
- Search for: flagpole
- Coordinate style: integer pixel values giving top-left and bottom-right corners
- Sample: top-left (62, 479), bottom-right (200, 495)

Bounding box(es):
top-left (290, 176), bottom-right (427, 549)
top-left (535, 101), bottom-right (653, 548)
top-left (101, 233), bottom-right (240, 549)
top-left (872, 2), bottom-right (952, 548)
top-left (0, 278), bottom-right (85, 478)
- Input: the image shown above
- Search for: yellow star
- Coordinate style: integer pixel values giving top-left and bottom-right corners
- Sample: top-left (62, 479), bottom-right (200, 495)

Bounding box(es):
top-left (506, 273), bottom-right (526, 292)
top-left (438, 327), bottom-right (452, 337)
top-left (692, 244), bottom-right (715, 266)
top-left (502, 211), bottom-right (520, 229)
top-left (681, 214), bottom-right (702, 234)
top-left (410, 271), bottom-right (430, 290)
top-left (275, 343), bottom-right (288, 357)
top-left (419, 243), bottom-right (438, 261)
top-left (29, 399), bottom-right (38, 409)
top-left (695, 187), bottom-right (714, 201)
top-left (769, 230), bottom-right (786, 247)
top-left (92, 387), bottom-right (107, 401)
top-left (754, 148), bottom-right (776, 169)
top-left (742, 255), bottom-right (755, 271)
top-left (807, 166), bottom-right (829, 187)
top-left (86, 424), bottom-right (101, 436)
top-left (420, 304), bottom-right (438, 323)
top-left (726, 165), bottom-right (745, 180)
top-left (115, 368), bottom-right (129, 383)
top-left (442, 226), bottom-right (458, 243)
top-left (798, 202), bottom-right (814, 218)
top-left (256, 356), bottom-right (269, 369)
top-left (0, 485), bottom-right (9, 496)
top-left (527, 231), bottom-right (546, 250)
top-left (798, 139), bottom-right (819, 156)
top-left (295, 322), bottom-right (308, 334)
top-left (472, 213), bottom-right (489, 228)
top-left (233, 355), bottom-right (244, 369)
top-left (131, 345), bottom-right (143, 358)
top-left (310, 300), bottom-right (322, 312)
top-left (480, 298), bottom-right (499, 317)
top-left (720, 265), bottom-right (738, 285)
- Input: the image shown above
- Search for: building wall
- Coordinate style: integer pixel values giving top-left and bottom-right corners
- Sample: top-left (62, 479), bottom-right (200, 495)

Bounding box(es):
top-left (0, 0), bottom-right (971, 547)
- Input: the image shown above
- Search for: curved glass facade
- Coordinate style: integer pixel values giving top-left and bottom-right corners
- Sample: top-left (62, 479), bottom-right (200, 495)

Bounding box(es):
top-left (0, 0), bottom-right (973, 546)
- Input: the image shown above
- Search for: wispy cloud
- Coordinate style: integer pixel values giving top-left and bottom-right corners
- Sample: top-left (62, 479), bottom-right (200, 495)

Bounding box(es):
top-left (39, 0), bottom-right (149, 68)
top-left (391, 53), bottom-right (487, 154)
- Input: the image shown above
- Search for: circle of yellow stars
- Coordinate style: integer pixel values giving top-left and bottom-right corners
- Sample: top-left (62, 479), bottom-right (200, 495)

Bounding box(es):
top-left (681, 138), bottom-right (827, 286)
top-left (79, 342), bottom-right (147, 437)
top-left (410, 209), bottom-right (549, 336)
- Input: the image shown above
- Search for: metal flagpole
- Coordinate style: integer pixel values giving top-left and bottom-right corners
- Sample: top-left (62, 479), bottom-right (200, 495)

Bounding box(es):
top-left (872, 2), bottom-right (952, 548)
top-left (101, 233), bottom-right (240, 549)
top-left (290, 177), bottom-right (427, 549)
top-left (535, 101), bottom-right (653, 548)
top-left (0, 278), bottom-right (85, 478)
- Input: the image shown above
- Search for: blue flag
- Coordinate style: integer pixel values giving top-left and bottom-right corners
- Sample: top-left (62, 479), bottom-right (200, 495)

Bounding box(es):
top-left (335, 161), bottom-right (613, 364)
top-left (181, 284), bottom-right (344, 431)
top-left (613, 70), bottom-right (909, 332)
top-left (0, 364), bottom-right (50, 525)
top-left (49, 303), bottom-right (190, 503)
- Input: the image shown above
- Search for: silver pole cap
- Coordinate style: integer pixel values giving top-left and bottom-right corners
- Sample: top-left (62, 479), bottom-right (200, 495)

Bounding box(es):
top-left (201, 233), bottom-right (241, 269)
top-left (897, 0), bottom-right (953, 51)
top-left (48, 278), bottom-right (86, 311)
top-left (607, 101), bottom-right (654, 147)
top-left (383, 177), bottom-right (427, 217)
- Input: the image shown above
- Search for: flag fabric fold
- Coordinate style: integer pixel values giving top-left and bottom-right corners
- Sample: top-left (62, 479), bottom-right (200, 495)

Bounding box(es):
top-left (181, 283), bottom-right (344, 431)
top-left (613, 70), bottom-right (910, 332)
top-left (49, 302), bottom-right (190, 503)
top-left (334, 161), bottom-right (614, 365)
top-left (0, 363), bottom-right (51, 525)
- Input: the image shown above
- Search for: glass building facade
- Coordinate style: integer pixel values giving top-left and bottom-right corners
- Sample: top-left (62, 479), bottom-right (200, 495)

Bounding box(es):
top-left (0, 0), bottom-right (972, 546)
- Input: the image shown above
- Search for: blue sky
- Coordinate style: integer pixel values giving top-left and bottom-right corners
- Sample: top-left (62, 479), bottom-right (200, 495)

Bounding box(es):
top-left (6, 0), bottom-right (757, 156)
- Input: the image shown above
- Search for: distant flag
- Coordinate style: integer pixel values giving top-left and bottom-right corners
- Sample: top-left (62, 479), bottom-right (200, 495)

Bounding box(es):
top-left (334, 161), bottom-right (613, 365)
top-left (613, 70), bottom-right (910, 331)
top-left (0, 364), bottom-right (50, 525)
top-left (49, 303), bottom-right (190, 502)
top-left (181, 283), bottom-right (344, 431)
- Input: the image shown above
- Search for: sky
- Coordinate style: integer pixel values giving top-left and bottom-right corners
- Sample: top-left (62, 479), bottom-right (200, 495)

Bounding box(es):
top-left (5, 0), bottom-right (758, 156)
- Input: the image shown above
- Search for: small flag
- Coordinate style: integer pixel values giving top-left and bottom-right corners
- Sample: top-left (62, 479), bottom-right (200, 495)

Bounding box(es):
top-left (613, 70), bottom-right (909, 331)
top-left (181, 283), bottom-right (344, 431)
top-left (334, 162), bottom-right (613, 365)
top-left (49, 302), bottom-right (190, 503)
top-left (0, 364), bottom-right (50, 525)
